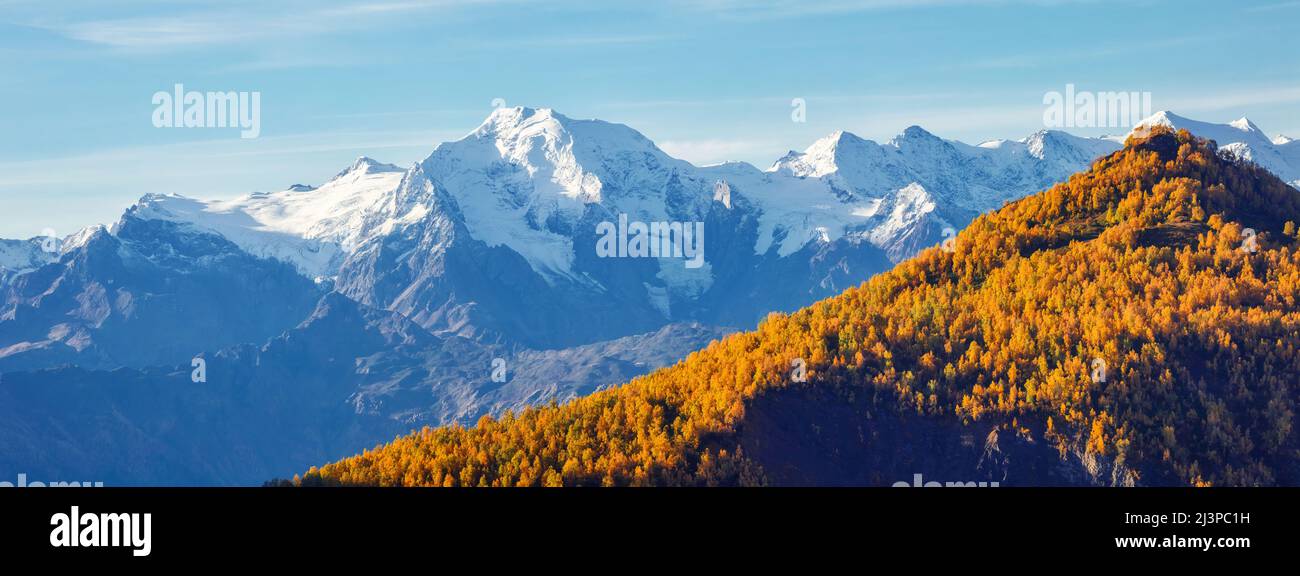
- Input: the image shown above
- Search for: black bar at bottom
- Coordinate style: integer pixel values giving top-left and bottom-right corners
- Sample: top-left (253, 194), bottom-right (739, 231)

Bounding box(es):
top-left (0, 487), bottom-right (1285, 565)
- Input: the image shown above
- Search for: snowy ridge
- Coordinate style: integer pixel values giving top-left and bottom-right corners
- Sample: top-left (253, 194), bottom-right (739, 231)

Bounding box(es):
top-left (1131, 111), bottom-right (1300, 189)
top-left (20, 107), bottom-right (1295, 298)
top-left (123, 157), bottom-right (407, 279)
top-left (418, 108), bottom-right (1122, 274)
top-left (762, 124), bottom-right (1120, 258)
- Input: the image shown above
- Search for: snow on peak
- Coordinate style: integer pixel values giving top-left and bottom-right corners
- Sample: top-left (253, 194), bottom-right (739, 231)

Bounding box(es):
top-left (1273, 134), bottom-right (1294, 145)
top-left (1132, 111), bottom-right (1267, 144)
top-left (336, 156), bottom-right (402, 179)
top-left (62, 224), bottom-right (108, 253)
top-left (1016, 129), bottom-right (1120, 163)
top-left (125, 157), bottom-right (408, 278)
top-left (475, 106), bottom-right (561, 135)
top-left (1229, 116), bottom-right (1263, 134)
top-left (757, 121), bottom-right (1129, 257)
top-left (420, 106), bottom-right (709, 284)
top-left (1022, 130), bottom-right (1055, 159)
top-left (895, 125), bottom-right (939, 142)
top-left (471, 106), bottom-right (661, 158)
top-left (1136, 110), bottom-right (1190, 128)
top-left (94, 107), bottom-right (1296, 298)
top-left (437, 105), bottom-right (667, 205)
top-left (1130, 111), bottom-right (1299, 189)
top-left (769, 130), bottom-right (870, 178)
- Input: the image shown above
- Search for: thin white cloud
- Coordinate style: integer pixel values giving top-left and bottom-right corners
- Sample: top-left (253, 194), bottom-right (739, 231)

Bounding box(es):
top-left (55, 13), bottom-right (322, 49)
top-left (681, 0), bottom-right (1104, 20)
top-left (38, 0), bottom-right (519, 50)
top-left (317, 0), bottom-right (504, 16)
top-left (496, 33), bottom-right (669, 48)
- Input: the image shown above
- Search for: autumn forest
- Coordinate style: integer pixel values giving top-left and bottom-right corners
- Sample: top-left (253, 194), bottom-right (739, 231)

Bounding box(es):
top-left (298, 127), bottom-right (1300, 487)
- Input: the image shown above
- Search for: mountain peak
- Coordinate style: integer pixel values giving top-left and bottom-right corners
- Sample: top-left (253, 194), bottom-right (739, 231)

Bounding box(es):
top-left (491, 105), bottom-right (557, 120)
top-left (1140, 110), bottom-right (1183, 125)
top-left (475, 106), bottom-right (572, 137)
top-left (1135, 110), bottom-right (1269, 139)
top-left (469, 106), bottom-right (659, 154)
top-left (336, 156), bottom-right (402, 179)
top-left (63, 224), bottom-right (108, 253)
top-left (767, 130), bottom-right (869, 177)
top-left (886, 125), bottom-right (943, 148)
top-left (428, 105), bottom-right (670, 208)
top-left (1021, 129), bottom-right (1058, 158)
top-left (810, 129), bottom-right (867, 152)
top-left (1230, 116), bottom-right (1263, 134)
top-left (900, 125), bottom-right (937, 139)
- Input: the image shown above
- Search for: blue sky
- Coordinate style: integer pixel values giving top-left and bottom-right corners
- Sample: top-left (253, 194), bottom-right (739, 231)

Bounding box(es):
top-left (1, 0), bottom-right (1297, 238)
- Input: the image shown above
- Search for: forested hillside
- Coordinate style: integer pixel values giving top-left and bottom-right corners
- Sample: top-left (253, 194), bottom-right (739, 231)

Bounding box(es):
top-left (300, 127), bottom-right (1300, 487)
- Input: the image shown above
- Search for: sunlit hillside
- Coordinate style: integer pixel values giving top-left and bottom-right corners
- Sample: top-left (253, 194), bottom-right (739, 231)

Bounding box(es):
top-left (301, 127), bottom-right (1300, 487)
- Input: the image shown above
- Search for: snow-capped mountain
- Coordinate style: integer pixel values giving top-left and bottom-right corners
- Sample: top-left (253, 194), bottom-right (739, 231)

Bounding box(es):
top-left (70, 107), bottom-right (1121, 349)
top-left (1131, 111), bottom-right (1300, 189)
top-left (119, 108), bottom-right (1127, 281)
top-left (9, 107), bottom-right (1293, 358)
top-left (763, 125), bottom-right (1122, 260)
top-left (128, 157), bottom-right (409, 281)
top-left (4, 106), bottom-right (1294, 485)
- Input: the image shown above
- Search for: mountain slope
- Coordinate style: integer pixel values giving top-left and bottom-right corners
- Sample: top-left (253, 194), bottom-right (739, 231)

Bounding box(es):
top-left (302, 127), bottom-right (1300, 487)
top-left (0, 217), bottom-right (323, 371)
top-left (0, 291), bottom-right (728, 485)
